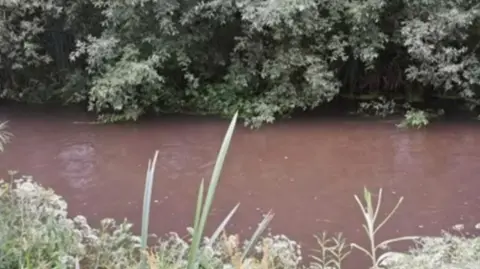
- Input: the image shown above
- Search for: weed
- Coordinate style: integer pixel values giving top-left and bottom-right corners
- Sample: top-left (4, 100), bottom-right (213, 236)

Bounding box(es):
top-left (351, 188), bottom-right (419, 269)
top-left (310, 232), bottom-right (351, 269)
top-left (397, 109), bottom-right (429, 129)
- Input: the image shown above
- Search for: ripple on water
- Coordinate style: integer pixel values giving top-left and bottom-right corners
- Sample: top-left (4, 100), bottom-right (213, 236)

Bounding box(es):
top-left (57, 142), bottom-right (96, 190)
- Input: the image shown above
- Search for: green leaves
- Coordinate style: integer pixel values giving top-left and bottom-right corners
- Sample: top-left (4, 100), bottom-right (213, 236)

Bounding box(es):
top-left (140, 150), bottom-right (159, 268)
top-left (2, 0), bottom-right (480, 126)
top-left (400, 2), bottom-right (480, 102)
top-left (186, 111), bottom-right (238, 269)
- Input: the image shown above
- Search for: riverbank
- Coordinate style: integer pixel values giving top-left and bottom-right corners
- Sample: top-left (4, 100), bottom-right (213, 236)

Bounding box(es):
top-left (3, 173), bottom-right (480, 269)
top-left (0, 101), bottom-right (479, 128)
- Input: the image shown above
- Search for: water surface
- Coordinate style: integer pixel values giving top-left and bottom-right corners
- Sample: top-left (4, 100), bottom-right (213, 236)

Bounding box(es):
top-left (1, 107), bottom-right (479, 268)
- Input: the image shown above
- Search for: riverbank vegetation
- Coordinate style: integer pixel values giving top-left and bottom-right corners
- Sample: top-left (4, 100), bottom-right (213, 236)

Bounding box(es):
top-left (1, 0), bottom-right (480, 127)
top-left (1, 116), bottom-right (480, 269)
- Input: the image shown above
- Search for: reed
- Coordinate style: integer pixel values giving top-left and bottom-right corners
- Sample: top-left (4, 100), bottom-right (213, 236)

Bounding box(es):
top-left (139, 150), bottom-right (159, 268)
top-left (136, 112), bottom-right (274, 269)
top-left (186, 111), bottom-right (238, 269)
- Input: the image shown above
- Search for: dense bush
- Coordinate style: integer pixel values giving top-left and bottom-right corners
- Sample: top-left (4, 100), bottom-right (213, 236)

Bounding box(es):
top-left (0, 175), bottom-right (140, 268)
top-left (1, 0), bottom-right (479, 126)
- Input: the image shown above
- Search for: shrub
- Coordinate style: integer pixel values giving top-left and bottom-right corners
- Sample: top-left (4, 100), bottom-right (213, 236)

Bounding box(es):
top-left (397, 109), bottom-right (430, 129)
top-left (1, 0), bottom-right (480, 127)
top-left (0, 176), bottom-right (87, 268)
top-left (357, 97), bottom-right (398, 118)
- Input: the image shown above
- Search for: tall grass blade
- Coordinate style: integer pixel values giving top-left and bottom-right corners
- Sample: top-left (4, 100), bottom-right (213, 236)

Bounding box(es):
top-left (193, 179), bottom-right (205, 232)
top-left (241, 210), bottom-right (274, 261)
top-left (187, 111), bottom-right (238, 269)
top-left (208, 203), bottom-right (240, 247)
top-left (75, 258), bottom-right (80, 269)
top-left (187, 178), bottom-right (205, 268)
top-left (140, 150), bottom-right (159, 268)
top-left (374, 196), bottom-right (403, 234)
top-left (197, 111), bottom-right (238, 232)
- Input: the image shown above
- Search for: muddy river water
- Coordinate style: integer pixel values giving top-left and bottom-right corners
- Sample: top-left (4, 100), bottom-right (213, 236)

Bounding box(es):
top-left (1, 107), bottom-right (480, 268)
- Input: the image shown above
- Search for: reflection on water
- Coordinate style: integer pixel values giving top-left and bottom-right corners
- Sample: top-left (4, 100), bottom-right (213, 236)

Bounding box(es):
top-left (57, 143), bottom-right (96, 190)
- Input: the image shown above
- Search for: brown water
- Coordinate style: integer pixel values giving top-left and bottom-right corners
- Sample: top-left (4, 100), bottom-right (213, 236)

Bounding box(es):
top-left (1, 107), bottom-right (480, 268)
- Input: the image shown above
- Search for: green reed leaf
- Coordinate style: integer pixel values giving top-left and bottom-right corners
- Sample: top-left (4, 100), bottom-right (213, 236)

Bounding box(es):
top-left (187, 111), bottom-right (238, 269)
top-left (140, 150), bottom-right (159, 268)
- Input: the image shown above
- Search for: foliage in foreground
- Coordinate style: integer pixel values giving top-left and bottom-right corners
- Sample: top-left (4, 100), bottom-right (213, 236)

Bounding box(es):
top-left (383, 233), bottom-right (480, 269)
top-left (2, 175), bottom-right (480, 269)
top-left (0, 176), bottom-right (348, 269)
top-left (1, 0), bottom-right (480, 127)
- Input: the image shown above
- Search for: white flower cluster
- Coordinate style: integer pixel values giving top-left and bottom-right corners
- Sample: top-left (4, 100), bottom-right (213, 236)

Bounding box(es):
top-left (0, 177), bottom-right (85, 268)
top-left (258, 234), bottom-right (303, 269)
top-left (382, 232), bottom-right (480, 269)
top-left (0, 177), bottom-right (143, 268)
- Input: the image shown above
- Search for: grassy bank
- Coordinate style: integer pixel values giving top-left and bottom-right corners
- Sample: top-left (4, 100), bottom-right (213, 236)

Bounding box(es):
top-left (0, 116), bottom-right (479, 269)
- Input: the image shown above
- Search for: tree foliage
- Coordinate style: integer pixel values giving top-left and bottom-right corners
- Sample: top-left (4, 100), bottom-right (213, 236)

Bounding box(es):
top-left (0, 0), bottom-right (479, 127)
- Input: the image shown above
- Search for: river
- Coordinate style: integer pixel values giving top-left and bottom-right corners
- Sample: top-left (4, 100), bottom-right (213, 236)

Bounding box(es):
top-left (0, 106), bottom-right (479, 269)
